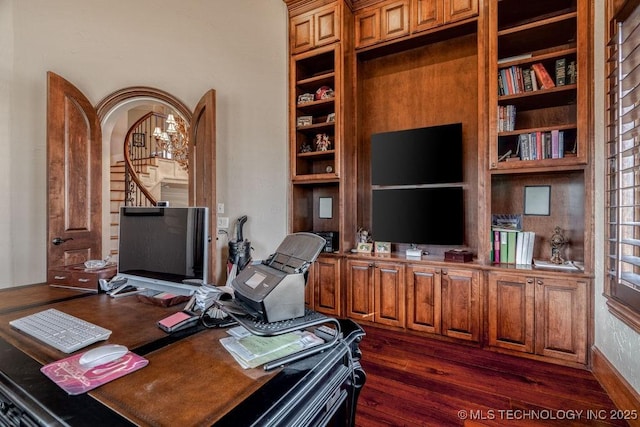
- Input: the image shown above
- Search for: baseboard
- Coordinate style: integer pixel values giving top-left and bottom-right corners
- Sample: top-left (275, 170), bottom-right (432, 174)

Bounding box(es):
top-left (591, 346), bottom-right (640, 427)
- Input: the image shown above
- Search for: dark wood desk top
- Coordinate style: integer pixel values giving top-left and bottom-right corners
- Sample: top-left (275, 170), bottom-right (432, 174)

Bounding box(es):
top-left (0, 285), bottom-right (275, 426)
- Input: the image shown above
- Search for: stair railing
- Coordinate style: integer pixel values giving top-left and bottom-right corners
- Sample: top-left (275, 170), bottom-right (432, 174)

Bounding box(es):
top-left (123, 112), bottom-right (168, 206)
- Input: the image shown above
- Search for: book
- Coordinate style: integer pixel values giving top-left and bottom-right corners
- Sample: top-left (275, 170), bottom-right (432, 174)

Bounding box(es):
top-left (531, 63), bottom-right (555, 89)
top-left (41, 350), bottom-right (148, 395)
top-left (567, 60), bottom-right (577, 84)
top-left (523, 68), bottom-right (533, 92)
top-left (497, 53), bottom-right (532, 64)
top-left (515, 232), bottom-right (524, 265)
top-left (530, 68), bottom-right (539, 91)
top-left (507, 231), bottom-right (517, 263)
top-left (493, 231), bottom-right (501, 263)
top-left (555, 58), bottom-right (566, 86)
top-left (551, 129), bottom-right (560, 158)
top-left (498, 231), bottom-right (507, 263)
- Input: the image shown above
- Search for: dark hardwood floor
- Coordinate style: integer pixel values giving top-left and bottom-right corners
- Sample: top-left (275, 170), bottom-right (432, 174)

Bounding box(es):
top-left (355, 325), bottom-right (626, 427)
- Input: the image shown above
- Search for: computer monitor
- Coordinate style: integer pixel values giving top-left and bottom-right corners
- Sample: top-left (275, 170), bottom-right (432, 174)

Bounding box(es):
top-left (117, 206), bottom-right (209, 296)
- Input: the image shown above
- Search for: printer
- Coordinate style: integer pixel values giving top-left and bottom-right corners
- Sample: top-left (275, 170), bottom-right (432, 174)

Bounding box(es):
top-left (231, 232), bottom-right (326, 323)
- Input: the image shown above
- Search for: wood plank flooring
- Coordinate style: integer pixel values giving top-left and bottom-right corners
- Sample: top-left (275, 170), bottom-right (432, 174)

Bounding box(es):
top-left (355, 325), bottom-right (626, 427)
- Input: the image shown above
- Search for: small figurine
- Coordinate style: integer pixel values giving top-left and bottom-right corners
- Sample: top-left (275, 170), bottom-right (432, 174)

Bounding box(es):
top-left (314, 133), bottom-right (331, 151)
top-left (550, 226), bottom-right (568, 264)
top-left (300, 142), bottom-right (312, 153)
top-left (357, 228), bottom-right (372, 244)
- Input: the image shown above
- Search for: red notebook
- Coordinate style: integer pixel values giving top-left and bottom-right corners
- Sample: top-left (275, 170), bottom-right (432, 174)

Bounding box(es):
top-left (41, 350), bottom-right (148, 395)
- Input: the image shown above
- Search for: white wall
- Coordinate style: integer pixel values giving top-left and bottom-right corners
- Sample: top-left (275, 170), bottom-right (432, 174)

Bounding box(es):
top-left (0, 0), bottom-right (289, 287)
top-left (593, 0), bottom-right (640, 393)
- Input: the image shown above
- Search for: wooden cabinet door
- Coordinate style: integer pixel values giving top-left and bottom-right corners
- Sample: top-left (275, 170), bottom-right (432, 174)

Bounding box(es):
top-left (290, 11), bottom-right (314, 54)
top-left (314, 4), bottom-right (340, 49)
top-left (441, 268), bottom-right (480, 342)
top-left (290, 4), bottom-right (339, 54)
top-left (346, 260), bottom-right (375, 322)
top-left (443, 0), bottom-right (478, 23)
top-left (411, 0), bottom-right (443, 33)
top-left (380, 1), bottom-right (410, 42)
top-left (535, 277), bottom-right (588, 364)
top-left (355, 7), bottom-right (381, 48)
top-left (314, 256), bottom-right (342, 316)
top-left (487, 273), bottom-right (535, 353)
top-left (406, 265), bottom-right (441, 333)
top-left (374, 262), bottom-right (406, 327)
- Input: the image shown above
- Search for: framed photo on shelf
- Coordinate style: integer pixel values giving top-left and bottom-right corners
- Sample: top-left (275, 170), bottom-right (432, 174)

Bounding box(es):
top-left (524, 185), bottom-right (551, 216)
top-left (132, 132), bottom-right (146, 147)
top-left (356, 242), bottom-right (373, 253)
top-left (375, 241), bottom-right (391, 254)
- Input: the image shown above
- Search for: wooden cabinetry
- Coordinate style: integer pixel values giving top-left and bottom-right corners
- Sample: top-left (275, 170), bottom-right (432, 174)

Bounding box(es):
top-left (305, 255), bottom-right (342, 316)
top-left (488, 272), bottom-right (588, 364)
top-left (440, 268), bottom-right (481, 342)
top-left (355, 0), bottom-right (410, 48)
top-left (356, 0), bottom-right (479, 48)
top-left (346, 259), bottom-right (405, 327)
top-left (406, 265), bottom-right (441, 334)
top-left (486, 0), bottom-right (592, 270)
top-left (286, 1), bottom-right (355, 254)
top-left (48, 263), bottom-right (117, 292)
top-left (290, 3), bottom-right (340, 54)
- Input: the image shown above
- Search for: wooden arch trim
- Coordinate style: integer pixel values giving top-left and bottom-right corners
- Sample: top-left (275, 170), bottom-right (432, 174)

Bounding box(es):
top-left (95, 86), bottom-right (192, 123)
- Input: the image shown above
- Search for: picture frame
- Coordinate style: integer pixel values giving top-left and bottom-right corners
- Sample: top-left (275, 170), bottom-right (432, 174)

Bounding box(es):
top-left (319, 197), bottom-right (332, 219)
top-left (375, 241), bottom-right (391, 254)
top-left (356, 242), bottom-right (373, 253)
top-left (297, 116), bottom-right (313, 127)
top-left (524, 185), bottom-right (551, 216)
top-left (132, 132), bottom-right (146, 147)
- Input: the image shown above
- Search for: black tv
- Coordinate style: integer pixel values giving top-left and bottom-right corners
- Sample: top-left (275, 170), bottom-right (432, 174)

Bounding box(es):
top-left (371, 123), bottom-right (463, 186)
top-left (118, 206), bottom-right (209, 296)
top-left (372, 187), bottom-right (464, 245)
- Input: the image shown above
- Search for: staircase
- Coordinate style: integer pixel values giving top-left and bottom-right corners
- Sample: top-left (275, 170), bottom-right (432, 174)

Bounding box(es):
top-left (109, 111), bottom-right (189, 260)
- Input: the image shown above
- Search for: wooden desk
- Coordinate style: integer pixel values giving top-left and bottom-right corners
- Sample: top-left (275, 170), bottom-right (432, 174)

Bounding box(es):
top-left (0, 284), bottom-right (365, 426)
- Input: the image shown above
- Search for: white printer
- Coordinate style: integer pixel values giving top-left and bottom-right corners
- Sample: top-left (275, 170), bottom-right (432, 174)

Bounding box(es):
top-left (231, 232), bottom-right (326, 323)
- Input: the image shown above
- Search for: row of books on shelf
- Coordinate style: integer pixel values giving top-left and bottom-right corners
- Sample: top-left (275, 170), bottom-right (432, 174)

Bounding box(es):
top-left (498, 105), bottom-right (516, 132)
top-left (491, 229), bottom-right (536, 265)
top-left (516, 130), bottom-right (567, 160)
top-left (498, 59), bottom-right (576, 96)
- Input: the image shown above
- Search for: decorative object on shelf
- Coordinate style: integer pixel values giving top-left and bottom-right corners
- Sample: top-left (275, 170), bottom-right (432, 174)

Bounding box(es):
top-left (356, 228), bottom-right (372, 244)
top-left (297, 116), bottom-right (313, 127)
top-left (356, 242), bottom-right (373, 253)
top-left (444, 249), bottom-right (473, 263)
top-left (374, 241), bottom-right (390, 254)
top-left (549, 226), bottom-right (568, 264)
top-left (152, 113), bottom-right (189, 170)
top-left (325, 165), bottom-right (333, 173)
top-left (300, 142), bottom-right (313, 153)
top-left (326, 112), bottom-right (335, 123)
top-left (314, 133), bottom-right (331, 151)
top-left (297, 93), bottom-right (314, 104)
top-left (315, 86), bottom-right (334, 100)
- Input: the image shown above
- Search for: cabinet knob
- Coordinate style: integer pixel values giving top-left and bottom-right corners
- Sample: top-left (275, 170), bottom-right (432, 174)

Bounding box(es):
top-left (537, 280), bottom-right (544, 285)
top-left (442, 270), bottom-right (448, 275)
top-left (526, 279), bottom-right (534, 284)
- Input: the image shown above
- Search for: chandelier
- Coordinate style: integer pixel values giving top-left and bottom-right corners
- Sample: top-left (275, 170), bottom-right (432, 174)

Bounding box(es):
top-left (152, 113), bottom-right (189, 170)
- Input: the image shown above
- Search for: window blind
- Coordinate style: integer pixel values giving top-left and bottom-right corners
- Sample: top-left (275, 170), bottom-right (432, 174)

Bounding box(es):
top-left (606, 0), bottom-right (640, 318)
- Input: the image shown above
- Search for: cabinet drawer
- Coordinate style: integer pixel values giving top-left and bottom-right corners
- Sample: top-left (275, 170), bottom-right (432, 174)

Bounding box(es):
top-left (48, 264), bottom-right (116, 292)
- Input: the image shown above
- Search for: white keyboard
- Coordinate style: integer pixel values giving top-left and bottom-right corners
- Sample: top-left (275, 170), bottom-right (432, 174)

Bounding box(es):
top-left (10, 308), bottom-right (112, 353)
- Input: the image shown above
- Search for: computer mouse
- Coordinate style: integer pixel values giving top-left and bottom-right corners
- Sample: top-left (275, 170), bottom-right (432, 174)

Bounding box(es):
top-left (79, 344), bottom-right (128, 368)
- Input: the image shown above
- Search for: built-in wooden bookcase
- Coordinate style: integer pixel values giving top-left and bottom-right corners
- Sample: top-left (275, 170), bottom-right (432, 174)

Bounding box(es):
top-left (487, 0), bottom-right (592, 272)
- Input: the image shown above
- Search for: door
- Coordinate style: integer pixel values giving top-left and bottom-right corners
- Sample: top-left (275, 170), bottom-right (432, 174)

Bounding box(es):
top-left (47, 72), bottom-right (102, 272)
top-left (190, 89), bottom-right (217, 284)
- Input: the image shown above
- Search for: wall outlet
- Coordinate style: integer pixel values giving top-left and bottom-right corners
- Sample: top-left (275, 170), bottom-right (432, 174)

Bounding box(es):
top-left (217, 217), bottom-right (229, 228)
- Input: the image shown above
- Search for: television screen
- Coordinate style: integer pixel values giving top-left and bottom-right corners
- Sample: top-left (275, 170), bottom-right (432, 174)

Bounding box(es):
top-left (372, 187), bottom-right (464, 245)
top-left (371, 123), bottom-right (463, 186)
top-left (118, 206), bottom-right (209, 296)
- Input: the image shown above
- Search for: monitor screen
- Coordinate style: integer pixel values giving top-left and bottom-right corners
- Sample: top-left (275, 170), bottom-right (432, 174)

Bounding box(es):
top-left (118, 206), bottom-right (209, 296)
top-left (372, 187), bottom-right (464, 245)
top-left (371, 123), bottom-right (463, 186)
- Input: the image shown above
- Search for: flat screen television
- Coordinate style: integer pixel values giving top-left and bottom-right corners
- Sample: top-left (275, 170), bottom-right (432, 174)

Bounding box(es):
top-left (118, 206), bottom-right (209, 296)
top-left (371, 123), bottom-right (463, 186)
top-left (372, 187), bottom-right (464, 245)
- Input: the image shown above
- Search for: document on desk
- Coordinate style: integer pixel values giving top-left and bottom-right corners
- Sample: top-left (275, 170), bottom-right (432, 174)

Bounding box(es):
top-left (40, 351), bottom-right (148, 395)
top-left (220, 328), bottom-right (323, 369)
